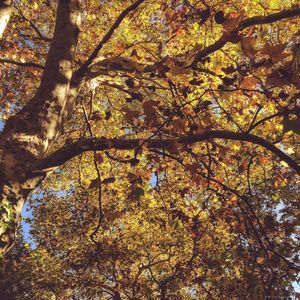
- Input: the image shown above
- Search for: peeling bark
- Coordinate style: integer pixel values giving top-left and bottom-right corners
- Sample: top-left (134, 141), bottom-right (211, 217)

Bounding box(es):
top-left (0, 0), bottom-right (81, 256)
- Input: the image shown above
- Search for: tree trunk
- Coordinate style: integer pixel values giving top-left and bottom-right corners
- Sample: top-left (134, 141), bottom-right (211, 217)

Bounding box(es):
top-left (0, 0), bottom-right (81, 256)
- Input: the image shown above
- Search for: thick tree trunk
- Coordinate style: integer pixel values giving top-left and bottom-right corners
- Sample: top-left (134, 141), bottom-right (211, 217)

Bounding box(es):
top-left (0, 0), bottom-right (81, 256)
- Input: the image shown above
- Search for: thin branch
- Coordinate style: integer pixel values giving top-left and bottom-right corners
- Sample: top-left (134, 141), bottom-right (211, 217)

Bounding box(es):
top-left (37, 130), bottom-right (300, 175)
top-left (75, 0), bottom-right (145, 78)
top-left (0, 57), bottom-right (44, 69)
top-left (81, 99), bottom-right (103, 244)
top-left (14, 5), bottom-right (52, 42)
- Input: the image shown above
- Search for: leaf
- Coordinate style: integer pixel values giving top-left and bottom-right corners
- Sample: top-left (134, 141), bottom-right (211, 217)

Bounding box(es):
top-left (266, 69), bottom-right (290, 87)
top-left (105, 110), bottom-right (112, 120)
top-left (185, 163), bottom-right (201, 176)
top-left (163, 56), bottom-right (176, 69)
top-left (94, 153), bottom-right (103, 163)
top-left (270, 254), bottom-right (281, 267)
top-left (189, 78), bottom-right (204, 85)
top-left (101, 177), bottom-right (115, 185)
top-left (241, 36), bottom-right (257, 59)
top-left (264, 215), bottom-right (276, 231)
top-left (222, 65), bottom-right (236, 74)
top-left (90, 111), bottom-right (102, 121)
top-left (171, 118), bottom-right (187, 133)
top-left (257, 257), bottom-right (265, 265)
top-left (215, 11), bottom-right (226, 24)
top-left (240, 76), bottom-right (257, 89)
top-left (89, 178), bottom-right (100, 189)
top-left (223, 14), bottom-right (240, 34)
top-left (166, 140), bottom-right (179, 154)
top-left (199, 8), bottom-right (211, 25)
top-left (125, 78), bottom-right (135, 89)
top-left (283, 117), bottom-right (300, 135)
top-left (222, 76), bottom-right (237, 86)
top-left (131, 187), bottom-right (144, 200)
top-left (122, 107), bottom-right (140, 122)
top-left (261, 42), bottom-right (288, 62)
top-left (142, 100), bottom-right (157, 116)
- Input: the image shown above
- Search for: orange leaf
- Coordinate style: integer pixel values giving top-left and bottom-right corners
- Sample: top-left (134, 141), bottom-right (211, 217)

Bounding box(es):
top-left (257, 257), bottom-right (265, 265)
top-left (240, 76), bottom-right (257, 89)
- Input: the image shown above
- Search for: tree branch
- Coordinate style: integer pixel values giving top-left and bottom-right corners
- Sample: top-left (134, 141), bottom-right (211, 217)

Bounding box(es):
top-left (82, 7), bottom-right (300, 81)
top-left (75, 0), bottom-right (145, 79)
top-left (14, 5), bottom-right (52, 42)
top-left (3, 0), bottom-right (82, 156)
top-left (0, 57), bottom-right (44, 69)
top-left (38, 130), bottom-right (300, 175)
top-left (191, 7), bottom-right (300, 67)
top-left (240, 7), bottom-right (300, 28)
top-left (0, 0), bottom-right (82, 256)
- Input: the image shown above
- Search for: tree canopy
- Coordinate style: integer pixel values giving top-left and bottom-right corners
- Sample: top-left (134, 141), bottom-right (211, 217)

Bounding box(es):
top-left (0, 0), bottom-right (299, 299)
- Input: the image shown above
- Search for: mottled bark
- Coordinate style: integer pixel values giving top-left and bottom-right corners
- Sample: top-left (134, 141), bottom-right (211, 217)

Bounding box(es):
top-left (0, 0), bottom-right (81, 256)
top-left (0, 0), bottom-right (12, 39)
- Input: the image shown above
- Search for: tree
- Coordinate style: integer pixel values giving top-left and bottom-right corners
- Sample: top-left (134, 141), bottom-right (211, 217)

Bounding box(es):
top-left (0, 0), bottom-right (299, 298)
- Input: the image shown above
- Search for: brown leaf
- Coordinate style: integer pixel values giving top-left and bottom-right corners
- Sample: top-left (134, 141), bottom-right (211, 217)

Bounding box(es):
top-left (142, 100), bottom-right (157, 116)
top-left (223, 15), bottom-right (240, 34)
top-left (264, 215), bottom-right (276, 231)
top-left (185, 163), bottom-right (201, 176)
top-left (270, 254), bottom-right (281, 267)
top-left (164, 56), bottom-right (176, 69)
top-left (122, 107), bottom-right (140, 122)
top-left (240, 76), bottom-right (257, 89)
top-left (102, 177), bottom-right (116, 185)
top-left (266, 69), bottom-right (290, 87)
top-left (171, 118), bottom-right (187, 133)
top-left (257, 257), bottom-right (265, 265)
top-left (90, 111), bottom-right (102, 121)
top-left (241, 36), bottom-right (256, 59)
top-left (94, 153), bottom-right (103, 163)
top-left (166, 140), bottom-right (179, 154)
top-left (125, 78), bottom-right (135, 89)
top-left (261, 42), bottom-right (288, 63)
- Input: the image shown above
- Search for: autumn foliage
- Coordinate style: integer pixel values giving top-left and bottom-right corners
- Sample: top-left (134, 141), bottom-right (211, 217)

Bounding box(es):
top-left (0, 0), bottom-right (300, 299)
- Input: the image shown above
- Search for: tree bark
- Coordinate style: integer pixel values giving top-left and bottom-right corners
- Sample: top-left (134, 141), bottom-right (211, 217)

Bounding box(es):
top-left (0, 0), bottom-right (12, 39)
top-left (0, 0), bottom-right (81, 256)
